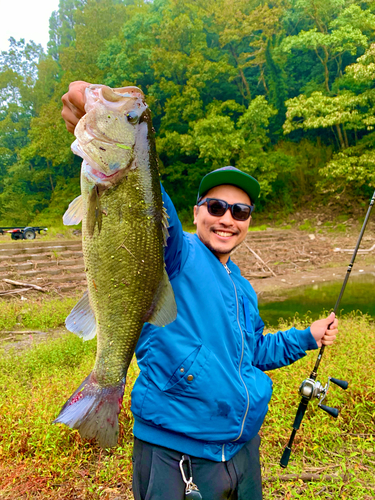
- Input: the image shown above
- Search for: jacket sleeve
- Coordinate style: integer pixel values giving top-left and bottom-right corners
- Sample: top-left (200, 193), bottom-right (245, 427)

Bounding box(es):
top-left (161, 184), bottom-right (186, 280)
top-left (252, 309), bottom-right (318, 372)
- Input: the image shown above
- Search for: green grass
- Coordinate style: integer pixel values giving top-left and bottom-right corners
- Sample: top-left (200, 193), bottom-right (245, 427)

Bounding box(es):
top-left (0, 296), bottom-right (80, 331)
top-left (248, 223), bottom-right (269, 231)
top-left (0, 312), bottom-right (374, 498)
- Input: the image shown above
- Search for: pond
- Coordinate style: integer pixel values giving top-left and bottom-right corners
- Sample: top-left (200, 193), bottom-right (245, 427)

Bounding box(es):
top-left (258, 273), bottom-right (375, 327)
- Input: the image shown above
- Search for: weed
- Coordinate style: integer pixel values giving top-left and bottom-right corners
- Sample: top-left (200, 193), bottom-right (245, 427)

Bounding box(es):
top-left (298, 219), bottom-right (314, 231)
top-left (51, 249), bottom-right (61, 261)
top-left (0, 296), bottom-right (79, 331)
top-left (327, 223), bottom-right (347, 233)
top-left (249, 224), bottom-right (268, 232)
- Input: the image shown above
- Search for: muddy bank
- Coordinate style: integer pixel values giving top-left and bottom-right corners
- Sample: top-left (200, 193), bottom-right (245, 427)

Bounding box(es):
top-left (252, 265), bottom-right (375, 302)
top-left (230, 228), bottom-right (375, 301)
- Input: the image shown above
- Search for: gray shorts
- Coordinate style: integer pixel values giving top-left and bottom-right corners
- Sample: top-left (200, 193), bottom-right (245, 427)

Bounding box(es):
top-left (132, 435), bottom-right (262, 500)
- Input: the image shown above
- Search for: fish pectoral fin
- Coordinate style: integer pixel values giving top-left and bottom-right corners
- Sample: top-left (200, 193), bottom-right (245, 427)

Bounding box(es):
top-left (148, 269), bottom-right (177, 327)
top-left (65, 290), bottom-right (97, 340)
top-left (161, 204), bottom-right (170, 246)
top-left (63, 195), bottom-right (83, 225)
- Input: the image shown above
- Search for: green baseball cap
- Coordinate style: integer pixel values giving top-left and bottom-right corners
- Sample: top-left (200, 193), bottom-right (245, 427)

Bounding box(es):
top-left (197, 166), bottom-right (260, 204)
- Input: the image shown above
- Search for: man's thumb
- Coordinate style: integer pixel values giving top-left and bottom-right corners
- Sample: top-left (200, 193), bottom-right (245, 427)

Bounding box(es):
top-left (326, 311), bottom-right (335, 324)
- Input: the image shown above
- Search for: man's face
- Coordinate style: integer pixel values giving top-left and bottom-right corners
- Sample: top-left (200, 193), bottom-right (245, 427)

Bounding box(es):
top-left (193, 184), bottom-right (251, 264)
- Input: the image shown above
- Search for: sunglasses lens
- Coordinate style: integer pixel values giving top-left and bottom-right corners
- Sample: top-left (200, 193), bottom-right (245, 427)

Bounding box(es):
top-left (232, 204), bottom-right (251, 221)
top-left (207, 199), bottom-right (227, 216)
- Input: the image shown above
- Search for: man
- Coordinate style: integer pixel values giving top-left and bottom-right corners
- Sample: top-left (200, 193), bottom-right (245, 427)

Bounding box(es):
top-left (62, 82), bottom-right (338, 500)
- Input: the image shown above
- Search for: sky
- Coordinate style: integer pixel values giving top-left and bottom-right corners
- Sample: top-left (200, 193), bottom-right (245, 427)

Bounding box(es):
top-left (0, 0), bottom-right (60, 53)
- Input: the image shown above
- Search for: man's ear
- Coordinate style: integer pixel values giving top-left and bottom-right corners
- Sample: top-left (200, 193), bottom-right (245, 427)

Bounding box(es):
top-left (193, 205), bottom-right (198, 226)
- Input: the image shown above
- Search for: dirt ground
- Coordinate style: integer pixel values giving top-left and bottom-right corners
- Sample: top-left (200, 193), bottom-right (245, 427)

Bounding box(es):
top-left (230, 224), bottom-right (375, 301)
top-left (1, 222), bottom-right (375, 300)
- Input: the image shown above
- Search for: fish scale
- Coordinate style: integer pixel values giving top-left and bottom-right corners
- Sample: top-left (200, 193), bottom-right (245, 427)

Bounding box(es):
top-left (54, 85), bottom-right (177, 447)
top-left (83, 171), bottom-right (164, 385)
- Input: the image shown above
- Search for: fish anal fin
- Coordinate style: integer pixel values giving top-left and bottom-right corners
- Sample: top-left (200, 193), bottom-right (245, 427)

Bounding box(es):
top-left (147, 269), bottom-right (177, 327)
top-left (65, 290), bottom-right (96, 340)
top-left (63, 195), bottom-right (83, 226)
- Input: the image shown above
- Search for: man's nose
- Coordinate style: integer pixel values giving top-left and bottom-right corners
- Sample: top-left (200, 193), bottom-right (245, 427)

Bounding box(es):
top-left (218, 207), bottom-right (234, 224)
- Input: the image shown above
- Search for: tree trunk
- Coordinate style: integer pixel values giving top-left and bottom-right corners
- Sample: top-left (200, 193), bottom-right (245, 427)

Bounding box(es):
top-left (331, 126), bottom-right (340, 150)
top-left (47, 161), bottom-right (54, 192)
top-left (343, 126), bottom-right (349, 149)
top-left (259, 66), bottom-right (268, 94)
top-left (335, 124), bottom-right (346, 149)
top-left (230, 45), bottom-right (251, 101)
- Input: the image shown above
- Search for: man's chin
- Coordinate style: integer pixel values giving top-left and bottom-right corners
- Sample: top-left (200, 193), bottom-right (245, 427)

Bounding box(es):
top-left (207, 241), bottom-right (238, 257)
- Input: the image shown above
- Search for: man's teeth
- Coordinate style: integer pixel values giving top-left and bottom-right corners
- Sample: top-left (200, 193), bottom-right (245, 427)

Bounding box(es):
top-left (215, 230), bottom-right (233, 237)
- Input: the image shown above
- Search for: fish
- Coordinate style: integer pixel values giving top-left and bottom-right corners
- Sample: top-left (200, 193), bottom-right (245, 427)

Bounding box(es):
top-left (54, 85), bottom-right (177, 448)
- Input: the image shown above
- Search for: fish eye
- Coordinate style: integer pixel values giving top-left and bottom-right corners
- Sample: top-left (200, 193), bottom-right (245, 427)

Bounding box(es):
top-left (126, 111), bottom-right (138, 124)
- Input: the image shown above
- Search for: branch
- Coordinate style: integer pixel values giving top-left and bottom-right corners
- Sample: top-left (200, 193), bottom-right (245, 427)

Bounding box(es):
top-left (3, 278), bottom-right (45, 292)
top-left (334, 244), bottom-right (375, 253)
top-left (244, 243), bottom-right (277, 277)
top-left (0, 288), bottom-right (34, 296)
top-left (264, 473), bottom-right (353, 483)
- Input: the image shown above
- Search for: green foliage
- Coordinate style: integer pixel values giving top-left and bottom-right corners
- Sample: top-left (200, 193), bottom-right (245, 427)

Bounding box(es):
top-left (2, 0), bottom-right (375, 224)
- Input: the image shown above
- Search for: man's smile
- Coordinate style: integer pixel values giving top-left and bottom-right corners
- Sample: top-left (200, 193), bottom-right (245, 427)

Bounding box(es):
top-left (212, 229), bottom-right (237, 238)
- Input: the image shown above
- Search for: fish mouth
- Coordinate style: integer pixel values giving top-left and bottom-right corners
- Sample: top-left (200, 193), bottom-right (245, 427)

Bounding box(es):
top-left (84, 162), bottom-right (128, 184)
top-left (73, 140), bottom-right (132, 184)
top-left (89, 167), bottom-right (119, 180)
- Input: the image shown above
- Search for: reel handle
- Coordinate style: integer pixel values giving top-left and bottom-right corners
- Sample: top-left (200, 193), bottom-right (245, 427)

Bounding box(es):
top-left (319, 404), bottom-right (339, 418)
top-left (330, 378), bottom-right (349, 390)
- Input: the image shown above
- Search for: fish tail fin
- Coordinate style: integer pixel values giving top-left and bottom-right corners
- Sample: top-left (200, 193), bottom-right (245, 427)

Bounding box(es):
top-left (53, 373), bottom-right (125, 448)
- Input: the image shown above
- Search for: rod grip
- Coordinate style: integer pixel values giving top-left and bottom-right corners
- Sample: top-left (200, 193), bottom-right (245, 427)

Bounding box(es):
top-left (280, 447), bottom-right (291, 468)
top-left (293, 399), bottom-right (308, 430)
top-left (330, 378), bottom-right (349, 390)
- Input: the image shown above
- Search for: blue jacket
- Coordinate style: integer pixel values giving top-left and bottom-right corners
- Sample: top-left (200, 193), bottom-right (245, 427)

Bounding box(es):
top-left (131, 186), bottom-right (318, 462)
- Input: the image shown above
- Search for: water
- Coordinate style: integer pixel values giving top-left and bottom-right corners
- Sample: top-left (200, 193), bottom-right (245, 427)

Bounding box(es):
top-left (258, 273), bottom-right (375, 327)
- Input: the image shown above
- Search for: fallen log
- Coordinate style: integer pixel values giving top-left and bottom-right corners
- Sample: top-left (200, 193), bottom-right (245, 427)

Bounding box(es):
top-left (0, 287), bottom-right (34, 296)
top-left (264, 473), bottom-right (352, 483)
top-left (244, 243), bottom-right (277, 277)
top-left (0, 330), bottom-right (45, 335)
top-left (334, 243), bottom-right (375, 253)
top-left (2, 278), bottom-right (45, 292)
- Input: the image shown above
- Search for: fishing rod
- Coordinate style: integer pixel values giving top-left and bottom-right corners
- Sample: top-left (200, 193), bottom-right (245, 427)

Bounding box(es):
top-left (280, 189), bottom-right (375, 468)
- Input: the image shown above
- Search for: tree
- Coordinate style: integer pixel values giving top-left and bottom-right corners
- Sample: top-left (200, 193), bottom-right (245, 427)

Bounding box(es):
top-left (0, 38), bottom-right (44, 204)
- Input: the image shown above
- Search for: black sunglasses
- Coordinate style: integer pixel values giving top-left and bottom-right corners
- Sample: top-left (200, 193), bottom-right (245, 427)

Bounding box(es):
top-left (197, 198), bottom-right (254, 221)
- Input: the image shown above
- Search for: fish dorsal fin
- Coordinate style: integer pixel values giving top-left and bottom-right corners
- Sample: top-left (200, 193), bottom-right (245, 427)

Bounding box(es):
top-left (63, 195), bottom-right (83, 226)
top-left (65, 291), bottom-right (97, 340)
top-left (148, 269), bottom-right (177, 327)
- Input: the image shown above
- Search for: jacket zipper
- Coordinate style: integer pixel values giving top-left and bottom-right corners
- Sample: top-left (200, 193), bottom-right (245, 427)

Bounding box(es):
top-left (223, 262), bottom-right (250, 443)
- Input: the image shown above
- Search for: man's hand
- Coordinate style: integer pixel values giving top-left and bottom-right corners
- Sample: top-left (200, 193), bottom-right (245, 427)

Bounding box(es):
top-left (61, 81), bottom-right (91, 134)
top-left (310, 312), bottom-right (338, 348)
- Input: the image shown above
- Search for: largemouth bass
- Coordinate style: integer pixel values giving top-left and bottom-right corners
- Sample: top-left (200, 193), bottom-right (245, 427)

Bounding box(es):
top-left (54, 85), bottom-right (177, 448)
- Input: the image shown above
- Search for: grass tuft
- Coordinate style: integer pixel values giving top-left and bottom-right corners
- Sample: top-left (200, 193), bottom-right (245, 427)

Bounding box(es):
top-left (0, 296), bottom-right (79, 331)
